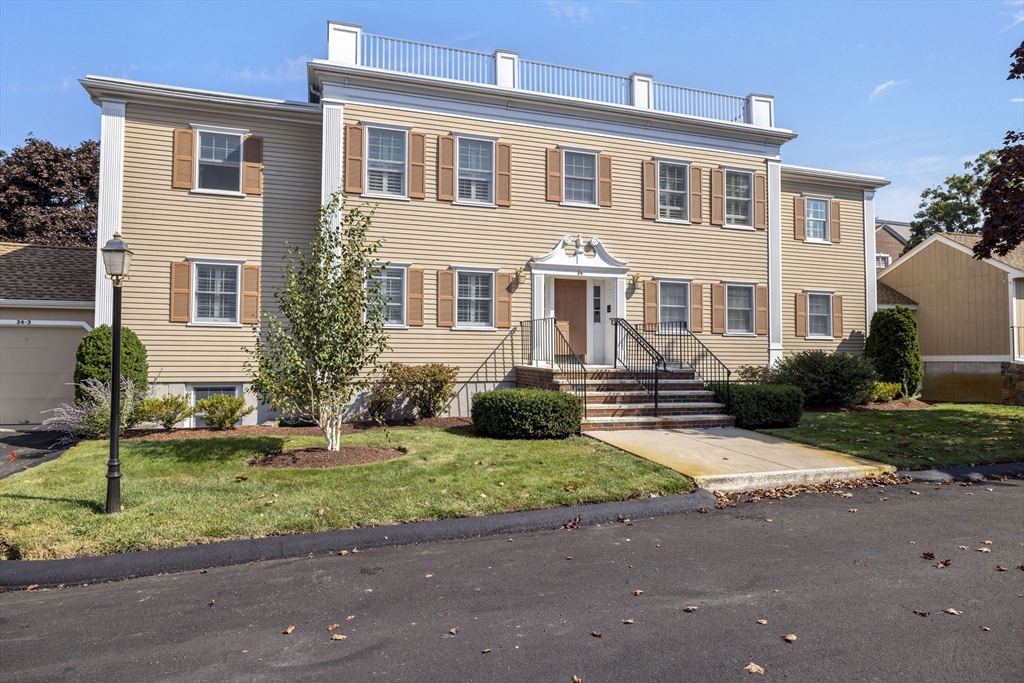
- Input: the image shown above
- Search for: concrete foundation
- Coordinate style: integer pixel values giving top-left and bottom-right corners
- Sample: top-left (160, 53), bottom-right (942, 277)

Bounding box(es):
top-left (921, 361), bottom-right (1002, 403)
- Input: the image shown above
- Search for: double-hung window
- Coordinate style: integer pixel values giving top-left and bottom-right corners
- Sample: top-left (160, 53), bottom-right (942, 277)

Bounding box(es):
top-left (457, 137), bottom-right (494, 204)
top-left (726, 284), bottom-right (754, 334)
top-left (563, 151), bottom-right (597, 205)
top-left (366, 127), bottom-right (407, 196)
top-left (367, 266), bottom-right (407, 327)
top-left (807, 293), bottom-right (833, 337)
top-left (725, 171), bottom-right (752, 227)
top-left (659, 281), bottom-right (689, 329)
top-left (192, 385), bottom-right (241, 428)
top-left (456, 270), bottom-right (493, 327)
top-left (658, 162), bottom-right (688, 221)
top-left (197, 130), bottom-right (244, 193)
top-left (875, 254), bottom-right (891, 268)
top-left (194, 262), bottom-right (240, 324)
top-left (806, 198), bottom-right (829, 241)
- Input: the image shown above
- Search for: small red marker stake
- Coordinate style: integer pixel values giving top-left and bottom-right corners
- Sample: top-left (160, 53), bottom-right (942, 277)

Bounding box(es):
top-left (9, 451), bottom-right (15, 461)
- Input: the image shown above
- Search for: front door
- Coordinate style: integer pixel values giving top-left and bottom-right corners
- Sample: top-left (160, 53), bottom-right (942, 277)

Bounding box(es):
top-left (554, 278), bottom-right (588, 361)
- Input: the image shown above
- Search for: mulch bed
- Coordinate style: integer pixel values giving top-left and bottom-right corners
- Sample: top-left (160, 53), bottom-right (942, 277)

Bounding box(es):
top-left (249, 445), bottom-right (407, 469)
top-left (125, 417), bottom-right (473, 441)
top-left (855, 399), bottom-right (933, 411)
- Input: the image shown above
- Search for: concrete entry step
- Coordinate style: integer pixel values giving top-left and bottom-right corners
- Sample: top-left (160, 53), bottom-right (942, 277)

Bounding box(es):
top-left (581, 415), bottom-right (735, 431)
top-left (586, 427), bottom-right (895, 492)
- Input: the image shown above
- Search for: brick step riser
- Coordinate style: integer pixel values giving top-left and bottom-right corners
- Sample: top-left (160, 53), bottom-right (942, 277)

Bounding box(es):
top-left (576, 372), bottom-right (696, 382)
top-left (575, 381), bottom-right (708, 393)
top-left (586, 407), bottom-right (727, 418)
top-left (581, 417), bottom-right (736, 432)
top-left (584, 393), bottom-right (717, 405)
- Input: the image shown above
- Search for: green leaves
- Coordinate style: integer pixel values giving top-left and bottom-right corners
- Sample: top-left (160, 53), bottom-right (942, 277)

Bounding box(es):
top-left (903, 151), bottom-right (996, 254)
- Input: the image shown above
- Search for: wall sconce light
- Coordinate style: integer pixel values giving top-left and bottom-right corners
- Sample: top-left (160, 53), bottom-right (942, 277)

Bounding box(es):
top-left (516, 268), bottom-right (527, 284)
top-left (630, 273), bottom-right (643, 287)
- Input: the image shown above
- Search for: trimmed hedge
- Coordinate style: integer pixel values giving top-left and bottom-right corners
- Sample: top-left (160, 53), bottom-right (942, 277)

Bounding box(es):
top-left (74, 324), bottom-right (149, 405)
top-left (472, 388), bottom-right (583, 439)
top-left (772, 350), bottom-right (877, 409)
top-left (865, 306), bottom-right (923, 396)
top-left (722, 383), bottom-right (804, 429)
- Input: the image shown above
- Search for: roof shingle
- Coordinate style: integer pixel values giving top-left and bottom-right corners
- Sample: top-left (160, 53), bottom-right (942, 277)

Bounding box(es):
top-left (941, 233), bottom-right (1024, 272)
top-left (876, 281), bottom-right (917, 307)
top-left (0, 242), bottom-right (95, 302)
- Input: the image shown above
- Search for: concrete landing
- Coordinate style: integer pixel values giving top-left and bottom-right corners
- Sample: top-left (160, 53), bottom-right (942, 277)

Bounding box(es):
top-left (588, 427), bottom-right (894, 493)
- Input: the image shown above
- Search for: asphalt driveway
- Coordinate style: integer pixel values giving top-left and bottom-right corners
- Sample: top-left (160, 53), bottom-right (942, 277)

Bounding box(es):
top-left (1, 476), bottom-right (1021, 682)
top-left (0, 430), bottom-right (68, 479)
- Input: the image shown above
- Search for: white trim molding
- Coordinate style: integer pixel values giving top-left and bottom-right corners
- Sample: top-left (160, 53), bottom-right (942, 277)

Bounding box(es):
top-left (0, 299), bottom-right (95, 309)
top-left (322, 102), bottom-right (345, 203)
top-left (921, 355), bottom-right (1011, 363)
top-left (863, 190), bottom-right (877, 331)
top-left (0, 319), bottom-right (93, 331)
top-left (767, 159), bottom-right (782, 364)
top-left (95, 98), bottom-right (126, 328)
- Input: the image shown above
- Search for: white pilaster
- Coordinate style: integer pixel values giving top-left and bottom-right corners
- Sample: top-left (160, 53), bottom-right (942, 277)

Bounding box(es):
top-left (94, 99), bottom-right (126, 328)
top-left (321, 101), bottom-right (345, 203)
top-left (327, 22), bottom-right (362, 65)
top-left (767, 160), bottom-right (783, 365)
top-left (630, 73), bottom-right (653, 110)
top-left (863, 190), bottom-right (877, 332)
top-left (747, 94), bottom-right (775, 128)
top-left (613, 276), bottom-right (627, 367)
top-left (531, 272), bottom-right (544, 320)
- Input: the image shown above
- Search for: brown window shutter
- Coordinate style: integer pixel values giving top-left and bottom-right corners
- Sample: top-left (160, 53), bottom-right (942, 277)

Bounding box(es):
top-left (754, 172), bottom-right (767, 229)
top-left (644, 279), bottom-right (659, 327)
top-left (641, 160), bottom-right (657, 220)
top-left (711, 283), bottom-right (726, 333)
top-left (169, 261), bottom-right (192, 322)
top-left (794, 196), bottom-right (806, 240)
top-left (832, 294), bottom-right (843, 338)
top-left (755, 284), bottom-right (768, 335)
top-left (437, 135), bottom-right (455, 201)
top-left (598, 154), bottom-right (613, 207)
top-left (689, 166), bottom-right (703, 223)
top-left (240, 265), bottom-right (261, 324)
top-left (172, 129), bottom-right (194, 189)
top-left (344, 124), bottom-right (364, 194)
top-left (495, 142), bottom-right (512, 207)
top-left (830, 199), bottom-right (842, 242)
top-left (690, 283), bottom-right (704, 332)
top-left (408, 132), bottom-right (426, 199)
top-left (437, 270), bottom-right (455, 327)
top-left (406, 268), bottom-right (424, 326)
top-left (495, 272), bottom-right (513, 328)
top-left (546, 149), bottom-right (562, 202)
top-left (711, 168), bottom-right (725, 226)
top-left (242, 136), bottom-right (263, 195)
top-left (795, 292), bottom-right (807, 337)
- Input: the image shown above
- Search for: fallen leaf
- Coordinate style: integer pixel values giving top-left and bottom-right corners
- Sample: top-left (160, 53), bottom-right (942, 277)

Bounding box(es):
top-left (849, 508), bottom-right (857, 513)
top-left (976, 548), bottom-right (991, 553)
top-left (564, 485), bottom-right (576, 492)
top-left (331, 634), bottom-right (347, 641)
top-left (922, 552), bottom-right (935, 560)
top-left (497, 482), bottom-right (505, 487)
top-left (633, 590), bottom-right (644, 596)
top-left (933, 559), bottom-right (952, 568)
top-left (573, 677), bottom-right (583, 683)
top-left (207, 600), bottom-right (215, 607)
top-left (481, 648), bottom-right (491, 654)
top-left (910, 491), bottom-right (920, 495)
top-left (327, 624), bottom-right (340, 631)
top-left (235, 475), bottom-right (248, 481)
top-left (943, 608), bottom-right (962, 616)
top-left (622, 618), bottom-right (634, 624)
top-left (682, 606), bottom-right (699, 613)
top-left (764, 519), bottom-right (773, 523)
top-left (744, 662), bottom-right (765, 675)
top-left (565, 515), bottom-right (581, 529)
top-left (425, 573), bottom-right (433, 578)
top-left (981, 540), bottom-right (992, 545)
top-left (284, 626), bottom-right (295, 634)
top-left (757, 619), bottom-right (768, 625)
top-left (981, 626), bottom-right (991, 631)
top-left (566, 556), bottom-right (573, 561)
top-left (591, 631), bottom-right (602, 638)
top-left (782, 634), bottom-right (797, 642)
top-left (996, 565), bottom-right (1008, 572)
top-left (913, 610), bottom-right (930, 617)
top-left (337, 550), bottom-right (349, 556)
top-left (199, 569), bottom-right (208, 574)
top-left (449, 627), bottom-right (459, 635)
top-left (958, 546), bottom-right (969, 550)
top-left (347, 615), bottom-right (355, 620)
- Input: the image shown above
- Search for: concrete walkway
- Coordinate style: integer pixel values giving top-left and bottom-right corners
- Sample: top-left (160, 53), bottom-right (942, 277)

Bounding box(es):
top-left (588, 427), bottom-right (894, 492)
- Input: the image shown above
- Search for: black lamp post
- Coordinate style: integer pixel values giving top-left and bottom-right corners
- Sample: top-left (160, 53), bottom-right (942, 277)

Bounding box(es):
top-left (100, 232), bottom-right (133, 514)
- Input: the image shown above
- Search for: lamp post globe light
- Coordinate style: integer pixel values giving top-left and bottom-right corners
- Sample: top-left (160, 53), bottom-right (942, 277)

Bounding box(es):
top-left (100, 232), bottom-right (133, 514)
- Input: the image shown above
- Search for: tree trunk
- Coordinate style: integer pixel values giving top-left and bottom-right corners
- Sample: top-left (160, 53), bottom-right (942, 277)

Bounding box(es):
top-left (321, 410), bottom-right (343, 452)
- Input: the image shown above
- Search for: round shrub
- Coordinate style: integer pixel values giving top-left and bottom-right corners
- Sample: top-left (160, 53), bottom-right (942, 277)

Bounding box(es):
top-left (772, 350), bottom-right (877, 409)
top-left (865, 306), bottom-right (923, 396)
top-left (472, 388), bottom-right (583, 439)
top-left (74, 324), bottom-right (149, 404)
top-left (195, 394), bottom-right (253, 430)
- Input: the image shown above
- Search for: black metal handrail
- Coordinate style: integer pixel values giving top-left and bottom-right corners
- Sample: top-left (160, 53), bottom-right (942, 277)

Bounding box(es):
top-left (448, 326), bottom-right (518, 415)
top-left (519, 318), bottom-right (588, 416)
top-left (611, 318), bottom-right (666, 414)
top-left (636, 320), bottom-right (732, 408)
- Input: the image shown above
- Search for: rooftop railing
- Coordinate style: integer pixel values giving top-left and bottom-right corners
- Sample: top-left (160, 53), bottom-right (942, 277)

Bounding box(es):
top-left (339, 28), bottom-right (770, 126)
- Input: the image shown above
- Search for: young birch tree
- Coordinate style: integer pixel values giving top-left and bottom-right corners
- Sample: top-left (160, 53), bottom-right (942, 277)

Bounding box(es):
top-left (245, 191), bottom-right (388, 450)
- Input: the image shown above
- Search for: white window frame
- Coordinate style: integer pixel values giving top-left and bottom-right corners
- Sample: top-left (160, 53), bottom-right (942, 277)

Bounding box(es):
top-left (657, 278), bottom-right (691, 331)
top-left (367, 262), bottom-right (410, 329)
top-left (188, 383), bottom-right (242, 429)
top-left (452, 265), bottom-right (498, 331)
top-left (875, 254), bottom-right (891, 268)
top-left (190, 124), bottom-right (248, 197)
top-left (186, 257), bottom-right (245, 327)
top-left (655, 158), bottom-right (691, 225)
top-left (724, 282), bottom-right (756, 336)
top-left (723, 168), bottom-right (755, 229)
top-left (453, 132), bottom-right (498, 207)
top-left (559, 145), bottom-right (601, 208)
top-left (805, 290), bottom-right (835, 340)
top-left (363, 121), bottom-right (412, 201)
top-left (803, 193), bottom-right (833, 243)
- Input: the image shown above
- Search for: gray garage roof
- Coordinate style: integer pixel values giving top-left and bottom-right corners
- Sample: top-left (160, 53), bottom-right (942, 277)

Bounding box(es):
top-left (0, 242), bottom-right (94, 302)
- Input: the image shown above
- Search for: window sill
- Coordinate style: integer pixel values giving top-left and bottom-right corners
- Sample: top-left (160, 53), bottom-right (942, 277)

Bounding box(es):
top-left (384, 324), bottom-right (410, 330)
top-left (190, 188), bottom-right (245, 198)
top-left (559, 201), bottom-right (600, 210)
top-left (451, 326), bottom-right (498, 332)
top-left (803, 239), bottom-right (833, 245)
top-left (452, 200), bottom-right (497, 209)
top-left (724, 332), bottom-right (757, 337)
top-left (807, 335), bottom-right (835, 341)
top-left (655, 217), bottom-right (691, 225)
top-left (362, 192), bottom-right (410, 202)
top-left (722, 224), bottom-right (755, 232)
top-left (187, 322), bottom-right (244, 328)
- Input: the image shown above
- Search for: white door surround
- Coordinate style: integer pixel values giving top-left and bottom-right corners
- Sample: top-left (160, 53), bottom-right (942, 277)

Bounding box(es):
top-left (528, 234), bottom-right (629, 365)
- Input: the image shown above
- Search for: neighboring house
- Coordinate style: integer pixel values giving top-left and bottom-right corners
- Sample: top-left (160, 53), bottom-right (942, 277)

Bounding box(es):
top-left (0, 243), bottom-right (95, 425)
top-left (75, 20), bottom-right (888, 429)
top-left (878, 233), bottom-right (1024, 403)
top-left (874, 219), bottom-right (910, 270)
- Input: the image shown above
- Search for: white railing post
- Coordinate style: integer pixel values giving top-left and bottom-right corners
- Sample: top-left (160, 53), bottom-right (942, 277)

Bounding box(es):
top-left (494, 49), bottom-right (519, 88)
top-left (746, 93), bottom-right (775, 127)
top-left (630, 72), bottom-right (653, 109)
top-left (328, 21), bottom-right (362, 65)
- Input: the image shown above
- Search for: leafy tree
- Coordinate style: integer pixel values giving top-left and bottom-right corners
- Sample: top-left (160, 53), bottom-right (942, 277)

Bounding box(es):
top-left (974, 40), bottom-right (1024, 260)
top-left (0, 136), bottom-right (99, 246)
top-left (903, 152), bottom-right (996, 253)
top-left (245, 191), bottom-right (389, 450)
top-left (865, 306), bottom-right (922, 396)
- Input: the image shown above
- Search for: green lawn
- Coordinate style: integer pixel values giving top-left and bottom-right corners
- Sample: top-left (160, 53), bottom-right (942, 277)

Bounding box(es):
top-left (0, 427), bottom-right (691, 560)
top-left (762, 403), bottom-right (1024, 470)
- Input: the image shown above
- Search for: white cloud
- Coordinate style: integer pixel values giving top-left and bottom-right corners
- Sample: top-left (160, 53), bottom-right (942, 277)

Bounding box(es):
top-left (1011, 97), bottom-right (1024, 103)
top-left (234, 56), bottom-right (308, 83)
top-left (869, 79), bottom-right (907, 103)
top-left (999, 0), bottom-right (1024, 32)
top-left (547, 1), bottom-right (594, 23)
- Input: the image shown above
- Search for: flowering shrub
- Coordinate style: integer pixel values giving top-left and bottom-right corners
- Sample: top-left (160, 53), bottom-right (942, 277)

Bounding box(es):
top-left (43, 377), bottom-right (137, 439)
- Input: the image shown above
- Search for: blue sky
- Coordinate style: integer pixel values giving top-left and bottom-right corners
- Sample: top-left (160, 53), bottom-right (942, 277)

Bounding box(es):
top-left (2, 0), bottom-right (1022, 221)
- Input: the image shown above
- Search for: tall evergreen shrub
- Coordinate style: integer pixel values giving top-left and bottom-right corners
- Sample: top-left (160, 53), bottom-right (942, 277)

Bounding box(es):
top-left (73, 324), bottom-right (149, 404)
top-left (865, 306), bottom-right (923, 396)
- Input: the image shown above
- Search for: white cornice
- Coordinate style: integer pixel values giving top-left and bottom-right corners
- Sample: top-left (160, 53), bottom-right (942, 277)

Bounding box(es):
top-left (781, 164), bottom-right (890, 190)
top-left (0, 299), bottom-right (95, 309)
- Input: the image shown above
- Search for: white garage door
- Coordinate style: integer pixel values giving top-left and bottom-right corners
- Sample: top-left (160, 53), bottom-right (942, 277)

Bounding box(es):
top-left (0, 325), bottom-right (87, 425)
